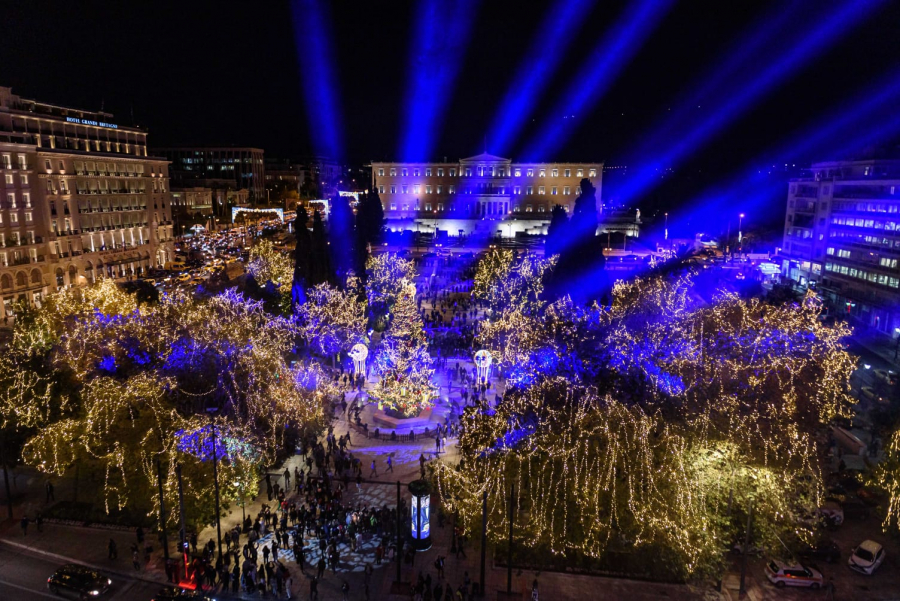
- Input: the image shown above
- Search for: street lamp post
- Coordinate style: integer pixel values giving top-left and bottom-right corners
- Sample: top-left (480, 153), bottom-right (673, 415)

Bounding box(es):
top-left (664, 212), bottom-right (668, 241)
top-left (206, 410), bottom-right (223, 564)
top-left (738, 213), bottom-right (745, 256)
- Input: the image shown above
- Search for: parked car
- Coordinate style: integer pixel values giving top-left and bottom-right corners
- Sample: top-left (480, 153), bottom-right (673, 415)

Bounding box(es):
top-left (764, 560), bottom-right (824, 588)
top-left (819, 501), bottom-right (844, 526)
top-left (47, 564), bottom-right (111, 598)
top-left (848, 540), bottom-right (886, 575)
top-left (797, 539), bottom-right (840, 564)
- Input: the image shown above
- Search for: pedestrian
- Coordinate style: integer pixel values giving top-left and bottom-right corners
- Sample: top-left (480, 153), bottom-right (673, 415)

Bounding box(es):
top-left (20, 515), bottom-right (27, 536)
top-left (434, 555), bottom-right (444, 579)
top-left (370, 459), bottom-right (378, 478)
top-left (310, 575), bottom-right (319, 600)
top-left (341, 580), bottom-right (350, 601)
top-left (419, 454), bottom-right (427, 479)
top-left (132, 546), bottom-right (141, 571)
top-left (356, 472), bottom-right (362, 491)
top-left (317, 556), bottom-right (326, 580)
top-left (435, 436), bottom-right (441, 454)
top-left (36, 511), bottom-right (43, 533)
top-left (283, 467), bottom-right (291, 489)
top-left (108, 538), bottom-right (118, 560)
top-left (531, 578), bottom-right (539, 600)
top-left (386, 455), bottom-right (393, 473)
top-left (285, 573), bottom-right (293, 599)
top-left (45, 480), bottom-right (55, 502)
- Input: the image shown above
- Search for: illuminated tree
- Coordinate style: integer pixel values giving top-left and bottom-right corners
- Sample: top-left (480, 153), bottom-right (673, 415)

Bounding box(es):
top-left (874, 426), bottom-right (900, 535)
top-left (365, 253), bottom-right (415, 330)
top-left (248, 238), bottom-right (294, 314)
top-left (370, 281), bottom-right (437, 416)
top-left (295, 282), bottom-right (367, 361)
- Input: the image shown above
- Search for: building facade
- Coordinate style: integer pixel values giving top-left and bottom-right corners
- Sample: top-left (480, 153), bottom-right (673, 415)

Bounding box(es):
top-left (0, 86), bottom-right (174, 319)
top-left (155, 147), bottom-right (265, 202)
top-left (781, 159), bottom-right (900, 335)
top-left (371, 153), bottom-right (603, 238)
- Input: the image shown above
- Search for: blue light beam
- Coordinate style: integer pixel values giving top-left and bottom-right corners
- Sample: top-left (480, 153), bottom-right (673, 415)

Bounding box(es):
top-left (614, 0), bottom-right (889, 207)
top-left (485, 0), bottom-right (598, 157)
top-left (520, 0), bottom-right (675, 161)
top-left (291, 0), bottom-right (344, 161)
top-left (400, 0), bottom-right (481, 162)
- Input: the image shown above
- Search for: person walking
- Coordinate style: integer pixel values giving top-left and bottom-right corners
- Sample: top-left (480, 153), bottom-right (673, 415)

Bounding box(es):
top-left (35, 511), bottom-right (43, 533)
top-left (132, 546), bottom-right (141, 571)
top-left (341, 580), bottom-right (350, 601)
top-left (531, 578), bottom-right (539, 600)
top-left (108, 538), bottom-right (118, 560)
top-left (45, 480), bottom-right (55, 502)
top-left (317, 556), bottom-right (326, 580)
top-left (285, 573), bottom-right (293, 599)
top-left (310, 575), bottom-right (319, 600)
top-left (386, 455), bottom-right (393, 473)
top-left (369, 459), bottom-right (378, 478)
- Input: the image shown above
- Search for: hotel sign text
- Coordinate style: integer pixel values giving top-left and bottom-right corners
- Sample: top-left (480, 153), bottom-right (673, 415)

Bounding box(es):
top-left (66, 117), bottom-right (118, 129)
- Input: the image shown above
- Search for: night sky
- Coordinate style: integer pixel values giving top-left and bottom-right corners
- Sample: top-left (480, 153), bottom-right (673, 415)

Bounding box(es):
top-left (3, 0), bottom-right (899, 219)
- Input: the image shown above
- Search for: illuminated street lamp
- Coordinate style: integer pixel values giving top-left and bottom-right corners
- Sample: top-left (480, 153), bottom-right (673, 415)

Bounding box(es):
top-left (664, 212), bottom-right (668, 241)
top-left (738, 213), bottom-right (745, 255)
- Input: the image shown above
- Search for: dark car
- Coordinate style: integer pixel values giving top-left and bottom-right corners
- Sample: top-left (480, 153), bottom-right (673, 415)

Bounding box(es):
top-left (47, 564), bottom-right (111, 598)
top-left (798, 539), bottom-right (840, 563)
top-left (151, 586), bottom-right (215, 601)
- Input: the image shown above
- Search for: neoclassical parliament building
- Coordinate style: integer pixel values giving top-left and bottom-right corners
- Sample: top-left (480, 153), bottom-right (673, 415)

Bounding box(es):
top-left (371, 153), bottom-right (603, 238)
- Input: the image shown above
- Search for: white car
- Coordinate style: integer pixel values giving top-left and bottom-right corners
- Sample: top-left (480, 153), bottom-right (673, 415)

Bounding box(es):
top-left (765, 560), bottom-right (823, 588)
top-left (848, 540), bottom-right (885, 575)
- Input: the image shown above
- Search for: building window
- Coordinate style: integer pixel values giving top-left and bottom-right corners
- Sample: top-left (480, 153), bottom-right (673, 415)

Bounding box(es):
top-left (551, 169), bottom-right (558, 177)
top-left (539, 205), bottom-right (546, 212)
top-left (425, 185), bottom-right (432, 194)
top-left (437, 168), bottom-right (444, 176)
top-left (44, 159), bottom-right (52, 172)
top-left (390, 185), bottom-right (397, 194)
top-left (3, 174), bottom-right (11, 184)
top-left (402, 185), bottom-right (409, 194)
top-left (449, 186), bottom-right (455, 194)
top-left (527, 186), bottom-right (534, 195)
top-left (589, 169), bottom-right (597, 177)
top-left (413, 169), bottom-right (420, 177)
top-left (437, 185), bottom-right (442, 194)
top-left (563, 186), bottom-right (571, 195)
top-left (425, 168), bottom-right (432, 176)
top-left (390, 203), bottom-right (397, 210)
top-left (25, 212), bottom-right (32, 222)
top-left (527, 169), bottom-right (534, 177)
top-left (378, 168), bottom-right (384, 176)
top-left (564, 169), bottom-right (571, 177)
top-left (379, 185), bottom-right (385, 194)
top-left (514, 186), bottom-right (521, 195)
top-left (425, 203), bottom-right (432, 211)
top-left (413, 185), bottom-right (420, 195)
top-left (526, 204), bottom-right (533, 213)
top-left (551, 187), bottom-right (558, 195)
top-left (10, 213), bottom-right (17, 224)
top-left (390, 168), bottom-right (397, 176)
top-left (402, 169), bottom-right (408, 176)
top-left (514, 169), bottom-right (521, 177)
top-left (449, 168), bottom-right (456, 176)
top-left (538, 186), bottom-right (545, 195)
top-left (465, 168), bottom-right (472, 177)
top-left (437, 203), bottom-right (443, 211)
top-left (539, 169), bottom-right (546, 177)
top-left (21, 174), bottom-right (28, 185)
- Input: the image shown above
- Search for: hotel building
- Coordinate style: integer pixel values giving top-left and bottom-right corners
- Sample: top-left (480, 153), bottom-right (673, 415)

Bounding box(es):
top-left (371, 153), bottom-right (603, 238)
top-left (781, 159), bottom-right (900, 335)
top-left (0, 86), bottom-right (175, 319)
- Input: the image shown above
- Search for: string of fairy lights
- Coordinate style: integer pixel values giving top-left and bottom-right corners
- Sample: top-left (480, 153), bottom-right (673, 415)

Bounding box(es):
top-left (436, 265), bottom-right (858, 579)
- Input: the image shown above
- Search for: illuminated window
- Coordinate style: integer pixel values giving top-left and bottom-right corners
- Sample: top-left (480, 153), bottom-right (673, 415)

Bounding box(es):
top-left (402, 185), bottom-right (409, 194)
top-left (44, 159), bottom-right (52, 171)
top-left (449, 186), bottom-right (455, 194)
top-left (21, 174), bottom-right (28, 185)
top-left (25, 211), bottom-right (32, 222)
top-left (425, 203), bottom-right (432, 211)
top-left (527, 186), bottom-right (533, 195)
top-left (564, 169), bottom-right (570, 177)
top-left (551, 187), bottom-right (558, 195)
top-left (378, 168), bottom-right (384, 176)
top-left (425, 168), bottom-right (432, 176)
top-left (403, 204), bottom-right (409, 211)
top-left (379, 185), bottom-right (385, 193)
top-left (527, 169), bottom-right (534, 177)
top-left (413, 185), bottom-right (420, 195)
top-left (10, 213), bottom-right (17, 224)
top-left (402, 169), bottom-right (408, 176)
top-left (390, 168), bottom-right (397, 176)
top-left (539, 169), bottom-right (546, 177)
top-left (551, 169), bottom-right (558, 177)
top-left (3, 174), bottom-right (10, 184)
top-left (390, 203), bottom-right (397, 210)
top-left (526, 204), bottom-right (533, 212)
top-left (449, 168), bottom-right (456, 176)
top-left (390, 186), bottom-right (397, 194)
top-left (437, 168), bottom-right (444, 176)
top-left (538, 186), bottom-right (545, 195)
top-left (538, 205), bottom-right (545, 212)
top-left (425, 185), bottom-right (432, 194)
top-left (589, 169), bottom-right (597, 177)
top-left (514, 169), bottom-right (521, 177)
top-left (437, 203), bottom-right (443, 211)
top-left (437, 185), bottom-right (442, 194)
top-left (413, 169), bottom-right (420, 177)
top-left (563, 186), bottom-right (570, 195)
top-left (514, 186), bottom-right (521, 195)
